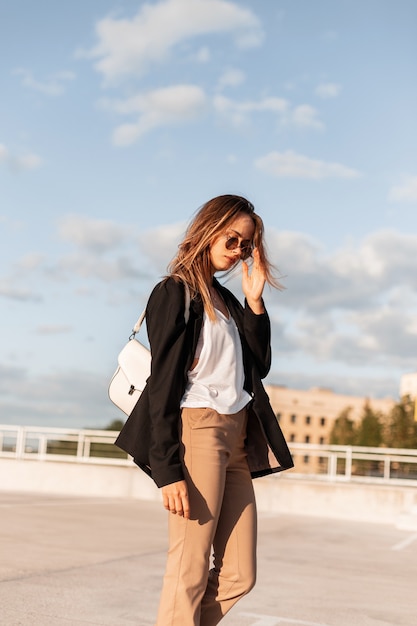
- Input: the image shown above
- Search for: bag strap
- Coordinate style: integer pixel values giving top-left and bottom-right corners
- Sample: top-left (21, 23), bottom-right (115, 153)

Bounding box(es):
top-left (130, 282), bottom-right (191, 338)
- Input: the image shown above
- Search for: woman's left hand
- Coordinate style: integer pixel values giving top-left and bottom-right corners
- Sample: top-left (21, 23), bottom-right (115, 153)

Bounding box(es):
top-left (242, 248), bottom-right (266, 314)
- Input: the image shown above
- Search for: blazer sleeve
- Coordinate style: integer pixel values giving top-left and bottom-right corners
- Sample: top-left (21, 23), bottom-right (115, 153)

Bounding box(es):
top-left (243, 300), bottom-right (271, 379)
top-left (145, 278), bottom-right (189, 488)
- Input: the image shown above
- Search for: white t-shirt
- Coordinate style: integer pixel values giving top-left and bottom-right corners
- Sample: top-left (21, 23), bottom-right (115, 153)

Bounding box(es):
top-left (180, 308), bottom-right (252, 414)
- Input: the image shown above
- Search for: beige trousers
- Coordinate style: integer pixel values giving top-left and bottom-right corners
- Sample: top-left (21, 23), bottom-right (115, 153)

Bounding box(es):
top-left (155, 406), bottom-right (257, 626)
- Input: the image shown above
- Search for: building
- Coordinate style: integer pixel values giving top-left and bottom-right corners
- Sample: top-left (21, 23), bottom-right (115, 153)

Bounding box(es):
top-left (400, 372), bottom-right (417, 400)
top-left (265, 385), bottom-right (395, 473)
top-left (266, 385), bottom-right (395, 446)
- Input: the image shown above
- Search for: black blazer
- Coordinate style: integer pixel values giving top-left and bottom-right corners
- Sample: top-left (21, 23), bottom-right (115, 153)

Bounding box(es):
top-left (115, 277), bottom-right (294, 487)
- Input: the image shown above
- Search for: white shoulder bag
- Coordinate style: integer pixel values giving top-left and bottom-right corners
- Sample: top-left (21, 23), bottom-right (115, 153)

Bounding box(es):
top-left (108, 285), bottom-right (190, 416)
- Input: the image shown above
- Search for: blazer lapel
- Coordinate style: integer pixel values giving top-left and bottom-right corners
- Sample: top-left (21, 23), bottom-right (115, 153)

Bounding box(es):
top-left (189, 294), bottom-right (204, 355)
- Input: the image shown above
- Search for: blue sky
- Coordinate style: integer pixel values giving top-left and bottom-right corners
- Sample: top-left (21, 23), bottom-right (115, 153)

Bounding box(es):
top-left (1, 0), bottom-right (417, 428)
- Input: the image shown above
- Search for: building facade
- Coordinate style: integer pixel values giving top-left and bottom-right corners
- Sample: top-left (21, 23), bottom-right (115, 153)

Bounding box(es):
top-left (400, 372), bottom-right (417, 400)
top-left (265, 385), bottom-right (395, 473)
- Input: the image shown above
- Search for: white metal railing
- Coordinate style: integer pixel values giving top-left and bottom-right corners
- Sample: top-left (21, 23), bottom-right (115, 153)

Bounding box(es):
top-left (288, 442), bottom-right (417, 485)
top-left (1, 425), bottom-right (417, 484)
top-left (0, 424), bottom-right (133, 466)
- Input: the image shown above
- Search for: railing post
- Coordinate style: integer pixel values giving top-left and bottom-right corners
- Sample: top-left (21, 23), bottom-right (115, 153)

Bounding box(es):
top-left (345, 447), bottom-right (352, 481)
top-left (39, 435), bottom-right (48, 459)
top-left (328, 452), bottom-right (337, 480)
top-left (384, 456), bottom-right (391, 481)
top-left (77, 432), bottom-right (85, 459)
top-left (84, 439), bottom-right (91, 459)
top-left (15, 427), bottom-right (26, 459)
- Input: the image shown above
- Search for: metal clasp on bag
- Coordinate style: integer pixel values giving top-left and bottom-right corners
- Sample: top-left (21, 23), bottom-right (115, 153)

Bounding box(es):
top-left (128, 385), bottom-right (135, 396)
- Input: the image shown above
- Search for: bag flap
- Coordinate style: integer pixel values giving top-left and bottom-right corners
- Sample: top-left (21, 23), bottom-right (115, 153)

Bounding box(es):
top-left (117, 339), bottom-right (151, 388)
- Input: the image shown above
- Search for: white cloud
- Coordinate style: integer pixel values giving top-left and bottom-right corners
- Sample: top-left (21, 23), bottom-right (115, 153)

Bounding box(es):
top-left (52, 253), bottom-right (147, 283)
top-left (57, 214), bottom-right (129, 253)
top-left (214, 94), bottom-right (288, 127)
top-left (263, 228), bottom-right (417, 372)
top-left (354, 308), bottom-right (417, 359)
top-left (315, 82), bottom-right (342, 98)
top-left (0, 367), bottom-right (115, 427)
top-left (14, 253), bottom-right (45, 271)
top-left (268, 370), bottom-right (398, 400)
top-left (82, 0), bottom-right (263, 84)
top-left (333, 230), bottom-right (417, 287)
top-left (0, 216), bottom-right (163, 291)
top-left (290, 104), bottom-right (324, 130)
top-left (0, 282), bottom-right (42, 302)
top-left (388, 175), bottom-right (417, 203)
top-left (49, 215), bottom-right (157, 283)
top-left (269, 229), bottom-right (417, 311)
top-left (217, 67), bottom-right (246, 90)
top-left (13, 68), bottom-right (76, 96)
top-left (15, 153), bottom-right (43, 170)
top-left (255, 150), bottom-right (361, 180)
top-left (214, 95), bottom-right (324, 130)
top-left (105, 84), bottom-right (207, 145)
top-left (215, 95), bottom-right (288, 114)
top-left (49, 221), bottom-right (186, 284)
top-left (138, 222), bottom-right (187, 273)
top-left (50, 220), bottom-right (185, 285)
top-left (0, 142), bottom-right (43, 172)
top-left (0, 251), bottom-right (45, 302)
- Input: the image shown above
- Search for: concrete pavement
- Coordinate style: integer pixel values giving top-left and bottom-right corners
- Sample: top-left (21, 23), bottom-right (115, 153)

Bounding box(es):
top-left (0, 492), bottom-right (416, 626)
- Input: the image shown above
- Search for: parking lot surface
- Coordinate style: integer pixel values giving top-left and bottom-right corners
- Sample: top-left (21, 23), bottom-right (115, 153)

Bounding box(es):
top-left (1, 492), bottom-right (416, 626)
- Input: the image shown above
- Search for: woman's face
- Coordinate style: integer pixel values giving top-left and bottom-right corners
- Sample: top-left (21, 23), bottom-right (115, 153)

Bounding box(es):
top-left (209, 212), bottom-right (255, 274)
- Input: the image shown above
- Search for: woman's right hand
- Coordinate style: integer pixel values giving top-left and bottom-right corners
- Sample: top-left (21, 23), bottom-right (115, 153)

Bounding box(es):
top-left (161, 480), bottom-right (190, 519)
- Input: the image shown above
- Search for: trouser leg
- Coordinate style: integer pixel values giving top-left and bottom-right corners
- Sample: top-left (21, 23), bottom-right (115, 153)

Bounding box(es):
top-left (200, 424), bottom-right (257, 626)
top-left (155, 407), bottom-right (229, 626)
top-left (154, 406), bottom-right (256, 626)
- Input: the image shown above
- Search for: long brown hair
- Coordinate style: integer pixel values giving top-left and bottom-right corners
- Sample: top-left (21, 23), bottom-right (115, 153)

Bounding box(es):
top-left (168, 194), bottom-right (281, 320)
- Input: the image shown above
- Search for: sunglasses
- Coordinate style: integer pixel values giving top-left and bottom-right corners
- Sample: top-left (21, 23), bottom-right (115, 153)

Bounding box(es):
top-left (224, 235), bottom-right (253, 260)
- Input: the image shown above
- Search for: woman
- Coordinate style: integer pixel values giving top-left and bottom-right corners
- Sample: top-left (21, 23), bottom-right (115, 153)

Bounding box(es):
top-left (115, 194), bottom-right (293, 626)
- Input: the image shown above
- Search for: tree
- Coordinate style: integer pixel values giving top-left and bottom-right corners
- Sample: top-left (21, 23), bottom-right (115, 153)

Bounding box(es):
top-left (385, 396), bottom-right (417, 449)
top-left (329, 407), bottom-right (356, 445)
top-left (105, 419), bottom-right (124, 432)
top-left (354, 402), bottom-right (384, 447)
